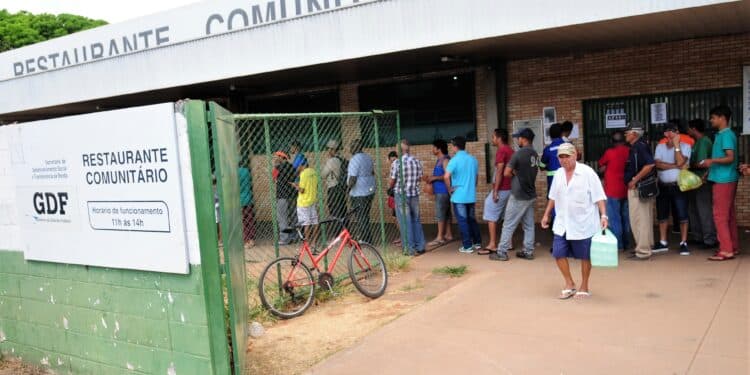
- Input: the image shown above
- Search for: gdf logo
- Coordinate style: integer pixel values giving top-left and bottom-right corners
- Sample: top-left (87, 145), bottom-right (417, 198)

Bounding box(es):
top-left (33, 192), bottom-right (69, 215)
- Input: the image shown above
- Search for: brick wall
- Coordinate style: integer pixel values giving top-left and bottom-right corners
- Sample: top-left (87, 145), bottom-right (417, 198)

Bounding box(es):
top-left (507, 33), bottom-right (750, 225)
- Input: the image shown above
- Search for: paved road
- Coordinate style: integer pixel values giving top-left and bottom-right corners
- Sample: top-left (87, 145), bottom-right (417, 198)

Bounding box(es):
top-left (310, 231), bottom-right (749, 374)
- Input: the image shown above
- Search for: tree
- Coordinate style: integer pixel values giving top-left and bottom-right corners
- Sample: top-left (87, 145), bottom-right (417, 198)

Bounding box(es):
top-left (0, 9), bottom-right (107, 52)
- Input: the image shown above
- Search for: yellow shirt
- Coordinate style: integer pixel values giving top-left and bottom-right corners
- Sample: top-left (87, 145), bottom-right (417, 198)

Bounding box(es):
top-left (297, 168), bottom-right (318, 208)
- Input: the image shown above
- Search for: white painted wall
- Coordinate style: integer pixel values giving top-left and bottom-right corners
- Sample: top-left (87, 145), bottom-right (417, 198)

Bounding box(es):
top-left (0, 0), bottom-right (736, 115)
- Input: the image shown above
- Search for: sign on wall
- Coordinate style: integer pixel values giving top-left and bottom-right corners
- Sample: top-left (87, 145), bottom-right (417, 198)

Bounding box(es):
top-left (0, 0), bottom-right (380, 81)
top-left (10, 103), bottom-right (190, 274)
top-left (650, 102), bottom-right (667, 124)
top-left (743, 66), bottom-right (750, 135)
top-left (605, 105), bottom-right (627, 128)
top-left (511, 118), bottom-right (544, 155)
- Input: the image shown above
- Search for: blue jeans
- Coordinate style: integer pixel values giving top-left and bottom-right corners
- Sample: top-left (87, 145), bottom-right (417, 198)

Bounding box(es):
top-left (606, 196), bottom-right (630, 250)
top-left (452, 203), bottom-right (481, 249)
top-left (395, 195), bottom-right (426, 255)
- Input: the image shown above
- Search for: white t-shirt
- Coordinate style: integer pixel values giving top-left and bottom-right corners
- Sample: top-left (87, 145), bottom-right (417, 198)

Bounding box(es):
top-left (654, 142), bottom-right (692, 183)
top-left (548, 163), bottom-right (607, 240)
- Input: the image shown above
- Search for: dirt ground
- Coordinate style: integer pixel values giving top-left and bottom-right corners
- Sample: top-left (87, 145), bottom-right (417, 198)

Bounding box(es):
top-left (0, 357), bottom-right (50, 375)
top-left (245, 244), bottom-right (464, 375)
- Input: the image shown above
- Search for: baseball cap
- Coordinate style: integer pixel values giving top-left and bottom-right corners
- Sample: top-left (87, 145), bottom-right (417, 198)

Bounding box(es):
top-left (624, 120), bottom-right (645, 132)
top-left (512, 128), bottom-right (535, 141)
top-left (326, 140), bottom-right (339, 149)
top-left (273, 151), bottom-right (289, 159)
top-left (557, 143), bottom-right (577, 157)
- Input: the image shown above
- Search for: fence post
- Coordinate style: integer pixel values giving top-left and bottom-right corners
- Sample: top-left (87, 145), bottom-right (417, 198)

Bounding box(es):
top-left (395, 113), bottom-right (409, 254)
top-left (372, 113), bottom-right (387, 250)
top-left (311, 117), bottom-right (329, 269)
top-left (263, 118), bottom-right (280, 259)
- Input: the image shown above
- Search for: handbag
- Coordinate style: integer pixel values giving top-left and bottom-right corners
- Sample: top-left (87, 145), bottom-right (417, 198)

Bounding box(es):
top-left (634, 145), bottom-right (659, 199)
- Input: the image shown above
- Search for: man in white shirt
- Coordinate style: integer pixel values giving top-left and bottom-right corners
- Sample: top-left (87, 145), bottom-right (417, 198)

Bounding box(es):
top-left (653, 123), bottom-right (692, 255)
top-left (541, 143), bottom-right (607, 300)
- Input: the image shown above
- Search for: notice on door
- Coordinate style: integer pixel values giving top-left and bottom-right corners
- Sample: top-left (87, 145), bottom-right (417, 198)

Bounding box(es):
top-left (10, 103), bottom-right (190, 274)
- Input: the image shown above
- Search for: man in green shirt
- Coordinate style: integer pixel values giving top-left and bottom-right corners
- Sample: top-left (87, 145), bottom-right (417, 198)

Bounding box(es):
top-left (686, 119), bottom-right (716, 249)
top-left (701, 105), bottom-right (738, 260)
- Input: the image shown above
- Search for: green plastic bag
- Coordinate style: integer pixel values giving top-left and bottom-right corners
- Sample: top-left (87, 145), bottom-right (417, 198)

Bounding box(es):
top-left (678, 169), bottom-right (703, 192)
top-left (591, 229), bottom-right (618, 267)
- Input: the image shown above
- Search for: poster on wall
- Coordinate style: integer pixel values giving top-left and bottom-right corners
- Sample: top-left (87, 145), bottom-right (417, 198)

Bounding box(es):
top-left (512, 118), bottom-right (544, 155)
top-left (651, 102), bottom-right (668, 124)
top-left (542, 107), bottom-right (556, 125)
top-left (743, 66), bottom-right (750, 135)
top-left (605, 105), bottom-right (627, 128)
top-left (10, 103), bottom-right (190, 274)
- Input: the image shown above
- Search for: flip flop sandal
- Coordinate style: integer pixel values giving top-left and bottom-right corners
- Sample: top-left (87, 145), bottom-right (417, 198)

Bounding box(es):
top-left (708, 253), bottom-right (735, 261)
top-left (427, 240), bottom-right (446, 247)
top-left (476, 248), bottom-right (495, 255)
top-left (574, 291), bottom-right (591, 300)
top-left (559, 289), bottom-right (577, 300)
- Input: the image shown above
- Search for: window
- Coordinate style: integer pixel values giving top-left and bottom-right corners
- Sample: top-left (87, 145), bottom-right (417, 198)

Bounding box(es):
top-left (240, 91), bottom-right (341, 154)
top-left (358, 73), bottom-right (476, 146)
top-left (582, 87), bottom-right (744, 164)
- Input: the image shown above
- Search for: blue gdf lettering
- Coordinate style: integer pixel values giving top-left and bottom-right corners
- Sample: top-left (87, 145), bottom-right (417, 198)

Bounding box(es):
top-left (33, 192), bottom-right (69, 215)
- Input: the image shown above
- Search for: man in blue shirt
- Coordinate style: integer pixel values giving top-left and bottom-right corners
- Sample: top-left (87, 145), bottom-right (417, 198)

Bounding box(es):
top-left (347, 139), bottom-right (376, 244)
top-left (444, 136), bottom-right (481, 253)
top-left (540, 123), bottom-right (564, 233)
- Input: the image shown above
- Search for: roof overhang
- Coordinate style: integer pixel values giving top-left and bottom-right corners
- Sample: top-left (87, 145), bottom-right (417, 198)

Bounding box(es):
top-left (1, 0), bottom-right (748, 122)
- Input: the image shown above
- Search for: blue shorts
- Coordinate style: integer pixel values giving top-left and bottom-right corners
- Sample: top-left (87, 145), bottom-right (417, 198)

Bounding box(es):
top-left (552, 234), bottom-right (592, 260)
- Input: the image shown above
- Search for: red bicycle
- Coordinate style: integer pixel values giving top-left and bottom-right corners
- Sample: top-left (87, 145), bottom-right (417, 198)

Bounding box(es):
top-left (258, 208), bottom-right (388, 319)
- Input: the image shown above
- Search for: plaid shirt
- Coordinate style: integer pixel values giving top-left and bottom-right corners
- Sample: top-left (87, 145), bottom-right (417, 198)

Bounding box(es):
top-left (390, 153), bottom-right (423, 197)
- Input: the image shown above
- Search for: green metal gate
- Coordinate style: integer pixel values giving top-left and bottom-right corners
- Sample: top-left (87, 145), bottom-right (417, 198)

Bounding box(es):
top-left (209, 103), bottom-right (249, 374)
top-left (582, 87), bottom-right (744, 163)
top-left (227, 111), bottom-right (406, 373)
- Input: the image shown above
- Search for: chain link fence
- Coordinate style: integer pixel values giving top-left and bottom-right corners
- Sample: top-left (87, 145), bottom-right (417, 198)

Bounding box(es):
top-left (231, 111), bottom-right (408, 320)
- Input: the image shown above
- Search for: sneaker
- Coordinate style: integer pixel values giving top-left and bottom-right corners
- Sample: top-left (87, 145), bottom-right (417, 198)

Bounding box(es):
top-left (516, 251), bottom-right (535, 260)
top-left (472, 244), bottom-right (482, 250)
top-left (652, 242), bottom-right (669, 253)
top-left (458, 246), bottom-right (475, 254)
top-left (489, 251), bottom-right (509, 261)
top-left (679, 243), bottom-right (690, 256)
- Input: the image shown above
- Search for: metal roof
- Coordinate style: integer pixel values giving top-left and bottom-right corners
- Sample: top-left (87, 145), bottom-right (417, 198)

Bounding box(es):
top-left (1, 0), bottom-right (747, 119)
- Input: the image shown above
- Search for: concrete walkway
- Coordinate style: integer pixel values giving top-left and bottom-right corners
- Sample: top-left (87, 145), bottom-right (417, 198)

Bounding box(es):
top-left (309, 229), bottom-right (749, 374)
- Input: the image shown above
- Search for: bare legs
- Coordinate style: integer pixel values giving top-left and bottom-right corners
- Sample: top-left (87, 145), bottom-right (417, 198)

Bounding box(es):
top-left (555, 257), bottom-right (591, 293)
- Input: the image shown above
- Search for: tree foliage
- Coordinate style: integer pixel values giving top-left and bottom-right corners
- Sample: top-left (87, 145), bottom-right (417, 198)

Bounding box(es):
top-left (0, 9), bottom-right (107, 52)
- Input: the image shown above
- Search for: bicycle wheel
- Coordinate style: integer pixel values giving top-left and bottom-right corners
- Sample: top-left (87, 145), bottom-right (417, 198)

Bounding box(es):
top-left (259, 257), bottom-right (315, 319)
top-left (348, 242), bottom-right (388, 298)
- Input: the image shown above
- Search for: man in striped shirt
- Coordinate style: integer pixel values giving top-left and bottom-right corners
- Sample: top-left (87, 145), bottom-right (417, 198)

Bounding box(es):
top-left (389, 139), bottom-right (426, 256)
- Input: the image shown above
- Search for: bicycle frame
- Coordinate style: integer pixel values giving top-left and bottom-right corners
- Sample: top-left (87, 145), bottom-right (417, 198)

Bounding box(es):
top-left (285, 227), bottom-right (374, 287)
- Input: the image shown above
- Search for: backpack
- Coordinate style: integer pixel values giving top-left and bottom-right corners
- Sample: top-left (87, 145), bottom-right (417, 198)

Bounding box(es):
top-left (334, 156), bottom-right (349, 190)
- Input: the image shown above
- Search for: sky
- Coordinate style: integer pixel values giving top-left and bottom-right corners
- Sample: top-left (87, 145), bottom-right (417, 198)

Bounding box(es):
top-left (1, 0), bottom-right (202, 24)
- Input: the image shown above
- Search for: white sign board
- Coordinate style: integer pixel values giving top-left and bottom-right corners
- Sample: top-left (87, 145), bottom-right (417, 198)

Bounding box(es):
top-left (605, 107), bottom-right (627, 128)
top-left (651, 102), bottom-right (667, 124)
top-left (743, 66), bottom-right (750, 135)
top-left (0, 0), bottom-right (379, 81)
top-left (10, 103), bottom-right (189, 274)
top-left (511, 118), bottom-right (544, 155)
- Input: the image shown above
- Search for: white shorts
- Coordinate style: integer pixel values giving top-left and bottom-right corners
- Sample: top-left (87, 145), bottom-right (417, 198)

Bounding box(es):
top-left (297, 205), bottom-right (319, 226)
top-left (482, 190), bottom-right (511, 222)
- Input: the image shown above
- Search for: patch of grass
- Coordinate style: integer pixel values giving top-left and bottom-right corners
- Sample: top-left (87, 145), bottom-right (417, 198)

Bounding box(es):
top-left (314, 278), bottom-right (353, 304)
top-left (425, 295), bottom-right (436, 302)
top-left (399, 280), bottom-right (424, 292)
top-left (383, 251), bottom-right (412, 273)
top-left (432, 265), bottom-right (468, 278)
top-left (248, 303), bottom-right (278, 324)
